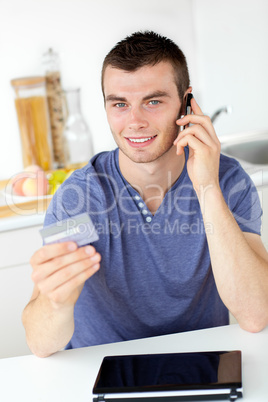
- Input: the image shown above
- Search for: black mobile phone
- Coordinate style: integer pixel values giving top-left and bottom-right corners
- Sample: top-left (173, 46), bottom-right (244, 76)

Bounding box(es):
top-left (183, 93), bottom-right (193, 130)
top-left (185, 92), bottom-right (193, 116)
top-left (178, 93), bottom-right (193, 132)
top-left (92, 351), bottom-right (243, 401)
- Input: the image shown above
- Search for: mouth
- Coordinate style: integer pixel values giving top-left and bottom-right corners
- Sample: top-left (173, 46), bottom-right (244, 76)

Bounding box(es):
top-left (126, 135), bottom-right (157, 147)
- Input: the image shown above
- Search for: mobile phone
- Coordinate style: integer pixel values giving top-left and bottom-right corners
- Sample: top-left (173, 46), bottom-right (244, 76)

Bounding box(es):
top-left (92, 351), bottom-right (243, 401)
top-left (185, 92), bottom-right (193, 116)
top-left (178, 93), bottom-right (193, 132)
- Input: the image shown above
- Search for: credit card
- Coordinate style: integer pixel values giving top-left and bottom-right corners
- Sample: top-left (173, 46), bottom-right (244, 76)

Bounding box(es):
top-left (40, 213), bottom-right (99, 247)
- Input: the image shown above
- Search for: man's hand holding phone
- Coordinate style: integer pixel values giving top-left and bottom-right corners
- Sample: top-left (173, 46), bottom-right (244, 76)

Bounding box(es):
top-left (174, 96), bottom-right (221, 199)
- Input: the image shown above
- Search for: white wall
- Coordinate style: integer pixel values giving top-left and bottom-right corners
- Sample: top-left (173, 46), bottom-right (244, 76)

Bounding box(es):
top-left (1, 0), bottom-right (268, 180)
top-left (0, 0), bottom-right (197, 179)
top-left (192, 0), bottom-right (268, 136)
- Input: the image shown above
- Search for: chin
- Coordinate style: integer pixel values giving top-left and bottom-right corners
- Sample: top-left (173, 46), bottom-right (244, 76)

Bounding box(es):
top-left (124, 148), bottom-right (172, 164)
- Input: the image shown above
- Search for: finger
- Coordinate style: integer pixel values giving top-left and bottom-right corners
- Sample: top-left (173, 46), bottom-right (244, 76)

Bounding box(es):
top-left (175, 97), bottom-right (203, 125)
top-left (176, 114), bottom-right (210, 130)
top-left (175, 133), bottom-right (206, 155)
top-left (174, 124), bottom-right (215, 148)
top-left (32, 245), bottom-right (98, 282)
top-left (37, 253), bottom-right (101, 294)
top-left (191, 97), bottom-right (204, 115)
top-left (176, 114), bottom-right (219, 142)
top-left (48, 263), bottom-right (100, 305)
top-left (31, 242), bottom-right (78, 266)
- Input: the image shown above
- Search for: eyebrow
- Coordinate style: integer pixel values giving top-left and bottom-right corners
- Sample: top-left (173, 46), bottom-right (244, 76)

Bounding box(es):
top-left (142, 91), bottom-right (170, 101)
top-left (105, 95), bottom-right (127, 103)
top-left (105, 90), bottom-right (170, 103)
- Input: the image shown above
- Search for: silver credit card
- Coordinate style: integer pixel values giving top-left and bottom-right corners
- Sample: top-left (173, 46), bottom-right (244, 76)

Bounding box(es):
top-left (40, 213), bottom-right (99, 247)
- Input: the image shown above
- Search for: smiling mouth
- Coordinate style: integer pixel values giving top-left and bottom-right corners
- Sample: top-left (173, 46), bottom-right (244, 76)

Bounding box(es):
top-left (128, 135), bottom-right (157, 143)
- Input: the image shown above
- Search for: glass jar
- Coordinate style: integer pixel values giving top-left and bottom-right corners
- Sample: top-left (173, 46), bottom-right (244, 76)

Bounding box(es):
top-left (11, 76), bottom-right (53, 171)
top-left (63, 88), bottom-right (94, 169)
top-left (43, 48), bottom-right (66, 168)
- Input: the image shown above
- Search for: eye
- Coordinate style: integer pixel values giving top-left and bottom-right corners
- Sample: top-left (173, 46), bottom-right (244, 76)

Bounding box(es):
top-left (148, 100), bottom-right (160, 106)
top-left (115, 102), bottom-right (127, 108)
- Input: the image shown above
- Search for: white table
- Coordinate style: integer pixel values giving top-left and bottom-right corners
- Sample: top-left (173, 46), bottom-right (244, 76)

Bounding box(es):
top-left (0, 324), bottom-right (267, 402)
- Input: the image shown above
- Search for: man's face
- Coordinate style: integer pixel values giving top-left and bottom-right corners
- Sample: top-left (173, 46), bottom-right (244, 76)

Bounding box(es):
top-left (103, 61), bottom-right (183, 164)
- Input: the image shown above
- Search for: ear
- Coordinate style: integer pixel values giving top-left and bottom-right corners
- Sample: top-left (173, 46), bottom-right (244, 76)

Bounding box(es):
top-left (183, 87), bottom-right (193, 101)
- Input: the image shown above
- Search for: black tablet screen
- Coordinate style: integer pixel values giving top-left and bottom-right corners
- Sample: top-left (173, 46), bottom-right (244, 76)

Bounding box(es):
top-left (93, 351), bottom-right (242, 394)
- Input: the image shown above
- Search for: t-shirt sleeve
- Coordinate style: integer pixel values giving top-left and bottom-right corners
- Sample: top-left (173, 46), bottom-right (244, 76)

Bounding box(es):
top-left (220, 156), bottom-right (262, 235)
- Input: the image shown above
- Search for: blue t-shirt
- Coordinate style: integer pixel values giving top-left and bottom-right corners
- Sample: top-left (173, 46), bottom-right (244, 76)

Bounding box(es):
top-left (44, 147), bottom-right (262, 349)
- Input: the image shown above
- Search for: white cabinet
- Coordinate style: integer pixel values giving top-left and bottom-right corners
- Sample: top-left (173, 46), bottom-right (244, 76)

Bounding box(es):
top-left (0, 225), bottom-right (43, 359)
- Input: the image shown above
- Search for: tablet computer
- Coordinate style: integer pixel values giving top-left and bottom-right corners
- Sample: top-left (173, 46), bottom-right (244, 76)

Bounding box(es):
top-left (92, 351), bottom-right (242, 401)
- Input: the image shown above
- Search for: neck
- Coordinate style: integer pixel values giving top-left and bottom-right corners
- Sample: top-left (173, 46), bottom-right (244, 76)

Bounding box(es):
top-left (119, 146), bottom-right (185, 214)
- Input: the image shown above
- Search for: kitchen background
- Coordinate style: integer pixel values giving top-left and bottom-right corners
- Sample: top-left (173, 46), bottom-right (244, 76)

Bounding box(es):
top-left (0, 0), bottom-right (268, 359)
top-left (0, 0), bottom-right (267, 179)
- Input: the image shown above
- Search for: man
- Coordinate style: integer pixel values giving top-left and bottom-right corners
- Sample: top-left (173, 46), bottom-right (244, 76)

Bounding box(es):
top-left (23, 31), bottom-right (268, 358)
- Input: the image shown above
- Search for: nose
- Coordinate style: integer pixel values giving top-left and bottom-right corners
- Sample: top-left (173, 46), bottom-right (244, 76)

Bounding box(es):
top-left (128, 106), bottom-right (149, 131)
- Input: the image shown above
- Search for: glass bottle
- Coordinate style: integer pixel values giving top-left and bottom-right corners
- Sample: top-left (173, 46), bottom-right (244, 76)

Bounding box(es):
top-left (42, 48), bottom-right (66, 168)
top-left (10, 76), bottom-right (53, 171)
top-left (63, 88), bottom-right (94, 169)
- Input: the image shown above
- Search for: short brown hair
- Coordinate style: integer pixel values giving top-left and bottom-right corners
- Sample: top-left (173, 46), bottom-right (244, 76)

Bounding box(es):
top-left (101, 31), bottom-right (190, 101)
